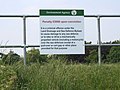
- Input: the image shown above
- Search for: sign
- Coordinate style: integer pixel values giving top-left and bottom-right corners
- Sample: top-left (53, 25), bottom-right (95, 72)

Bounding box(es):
top-left (40, 9), bottom-right (85, 54)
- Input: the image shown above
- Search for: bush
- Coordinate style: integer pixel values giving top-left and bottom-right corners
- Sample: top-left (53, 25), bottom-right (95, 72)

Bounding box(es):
top-left (107, 46), bottom-right (120, 63)
top-left (0, 65), bottom-right (17, 90)
top-left (26, 48), bottom-right (47, 64)
top-left (85, 49), bottom-right (98, 63)
top-left (2, 51), bottom-right (21, 65)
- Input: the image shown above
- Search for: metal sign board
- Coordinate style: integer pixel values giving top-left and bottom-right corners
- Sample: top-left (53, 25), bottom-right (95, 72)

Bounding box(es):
top-left (40, 9), bottom-right (85, 54)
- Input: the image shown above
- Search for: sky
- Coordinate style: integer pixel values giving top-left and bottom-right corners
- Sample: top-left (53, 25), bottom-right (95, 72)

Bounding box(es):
top-left (0, 0), bottom-right (120, 15)
top-left (0, 0), bottom-right (120, 55)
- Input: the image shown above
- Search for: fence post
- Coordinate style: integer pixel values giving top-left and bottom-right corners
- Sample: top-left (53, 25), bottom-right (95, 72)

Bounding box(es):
top-left (97, 15), bottom-right (101, 65)
top-left (23, 16), bottom-right (27, 66)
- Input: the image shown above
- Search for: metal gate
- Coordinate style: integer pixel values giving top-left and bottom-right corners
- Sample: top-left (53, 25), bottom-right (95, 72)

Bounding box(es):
top-left (0, 15), bottom-right (120, 65)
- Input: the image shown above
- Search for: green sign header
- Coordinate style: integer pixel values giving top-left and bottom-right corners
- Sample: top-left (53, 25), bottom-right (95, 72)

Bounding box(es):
top-left (40, 9), bottom-right (84, 16)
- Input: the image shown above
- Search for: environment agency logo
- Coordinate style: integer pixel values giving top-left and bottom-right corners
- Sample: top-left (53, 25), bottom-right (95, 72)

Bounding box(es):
top-left (71, 10), bottom-right (77, 15)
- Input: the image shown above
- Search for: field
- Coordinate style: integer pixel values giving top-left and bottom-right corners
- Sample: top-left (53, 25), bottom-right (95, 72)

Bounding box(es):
top-left (1, 60), bottom-right (120, 90)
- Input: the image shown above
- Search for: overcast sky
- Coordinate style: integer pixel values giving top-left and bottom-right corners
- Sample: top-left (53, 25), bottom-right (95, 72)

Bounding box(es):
top-left (0, 0), bottom-right (120, 54)
top-left (0, 0), bottom-right (120, 15)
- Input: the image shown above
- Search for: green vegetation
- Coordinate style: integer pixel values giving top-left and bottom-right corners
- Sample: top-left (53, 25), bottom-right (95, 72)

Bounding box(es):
top-left (107, 46), bottom-right (120, 63)
top-left (2, 51), bottom-right (21, 65)
top-left (1, 40), bottom-right (120, 64)
top-left (0, 65), bottom-right (17, 90)
top-left (26, 48), bottom-right (47, 64)
top-left (1, 61), bottom-right (120, 90)
top-left (0, 40), bottom-right (120, 89)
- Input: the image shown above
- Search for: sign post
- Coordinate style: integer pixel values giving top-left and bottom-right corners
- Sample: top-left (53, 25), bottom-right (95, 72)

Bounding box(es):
top-left (40, 9), bottom-right (85, 54)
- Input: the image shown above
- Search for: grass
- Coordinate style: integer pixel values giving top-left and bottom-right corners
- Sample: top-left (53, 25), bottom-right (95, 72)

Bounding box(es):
top-left (12, 61), bottom-right (120, 90)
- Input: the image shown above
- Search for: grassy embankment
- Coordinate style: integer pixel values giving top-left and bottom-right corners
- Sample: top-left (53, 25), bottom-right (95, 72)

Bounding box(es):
top-left (1, 60), bottom-right (120, 90)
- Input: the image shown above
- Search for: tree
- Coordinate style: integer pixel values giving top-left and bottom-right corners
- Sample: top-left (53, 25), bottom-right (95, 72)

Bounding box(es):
top-left (112, 40), bottom-right (120, 44)
top-left (2, 51), bottom-right (21, 65)
top-left (26, 48), bottom-right (47, 64)
top-left (85, 49), bottom-right (98, 63)
top-left (105, 40), bottom-right (120, 63)
top-left (106, 46), bottom-right (120, 63)
top-left (101, 41), bottom-right (112, 63)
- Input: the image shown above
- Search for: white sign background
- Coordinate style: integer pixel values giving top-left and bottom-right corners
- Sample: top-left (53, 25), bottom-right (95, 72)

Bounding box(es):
top-left (40, 16), bottom-right (85, 54)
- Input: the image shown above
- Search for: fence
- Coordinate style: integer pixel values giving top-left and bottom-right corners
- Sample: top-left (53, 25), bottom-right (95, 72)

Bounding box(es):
top-left (0, 15), bottom-right (120, 65)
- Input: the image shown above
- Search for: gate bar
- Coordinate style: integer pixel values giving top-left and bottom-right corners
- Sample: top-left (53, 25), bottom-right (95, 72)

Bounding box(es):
top-left (0, 15), bottom-right (120, 18)
top-left (23, 16), bottom-right (27, 66)
top-left (97, 16), bottom-right (102, 65)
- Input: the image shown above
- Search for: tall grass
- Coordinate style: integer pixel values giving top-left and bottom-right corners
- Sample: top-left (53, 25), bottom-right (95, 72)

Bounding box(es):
top-left (13, 61), bottom-right (120, 90)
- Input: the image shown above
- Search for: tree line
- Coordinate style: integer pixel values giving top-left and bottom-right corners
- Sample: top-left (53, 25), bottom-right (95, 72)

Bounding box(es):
top-left (0, 40), bottom-right (120, 65)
